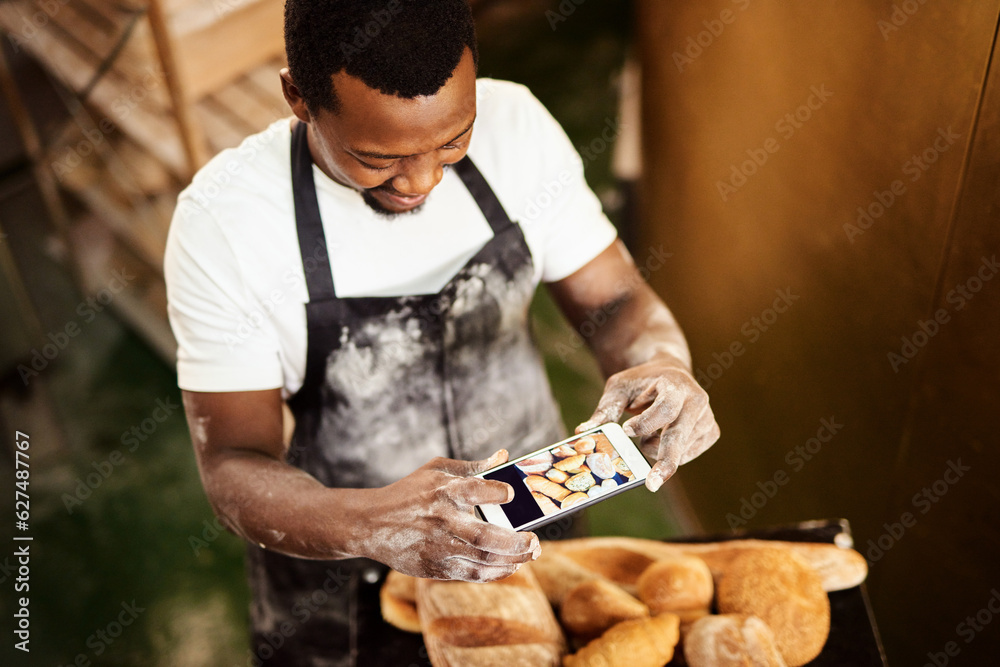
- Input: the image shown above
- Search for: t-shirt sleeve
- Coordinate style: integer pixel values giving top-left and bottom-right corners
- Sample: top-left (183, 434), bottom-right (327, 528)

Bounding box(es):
top-left (164, 200), bottom-right (285, 392)
top-left (506, 85), bottom-right (618, 283)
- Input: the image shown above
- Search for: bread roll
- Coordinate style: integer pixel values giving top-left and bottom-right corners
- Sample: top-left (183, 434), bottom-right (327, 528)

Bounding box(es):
top-left (573, 436), bottom-right (597, 454)
top-left (417, 565), bottom-right (566, 667)
top-left (380, 569), bottom-right (421, 633)
top-left (560, 579), bottom-right (649, 641)
top-left (684, 614), bottom-right (787, 667)
top-left (532, 492), bottom-right (561, 516)
top-left (525, 475), bottom-right (572, 502)
top-left (562, 492), bottom-right (589, 509)
top-left (546, 469), bottom-right (570, 484)
top-left (563, 613), bottom-right (680, 667)
top-left (516, 452), bottom-right (554, 475)
top-left (716, 549), bottom-right (830, 666)
top-left (565, 472), bottom-right (596, 492)
top-left (636, 555), bottom-right (713, 620)
top-left (585, 453), bottom-right (616, 479)
top-left (554, 454), bottom-right (586, 471)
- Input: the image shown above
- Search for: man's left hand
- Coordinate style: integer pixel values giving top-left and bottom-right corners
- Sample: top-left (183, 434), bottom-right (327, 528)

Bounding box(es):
top-left (576, 356), bottom-right (720, 492)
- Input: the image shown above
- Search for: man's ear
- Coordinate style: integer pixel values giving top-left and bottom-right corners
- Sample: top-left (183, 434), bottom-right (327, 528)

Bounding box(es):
top-left (280, 68), bottom-right (311, 123)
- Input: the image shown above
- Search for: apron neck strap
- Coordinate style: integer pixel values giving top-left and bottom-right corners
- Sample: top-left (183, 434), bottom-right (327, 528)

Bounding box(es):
top-left (291, 121), bottom-right (336, 302)
top-left (452, 156), bottom-right (515, 235)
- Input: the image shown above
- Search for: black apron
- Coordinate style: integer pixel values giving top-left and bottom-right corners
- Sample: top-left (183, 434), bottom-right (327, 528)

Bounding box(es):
top-left (244, 122), bottom-right (567, 666)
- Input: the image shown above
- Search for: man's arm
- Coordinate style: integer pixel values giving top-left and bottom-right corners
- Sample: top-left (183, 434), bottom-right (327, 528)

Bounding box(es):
top-left (182, 388), bottom-right (539, 581)
top-left (547, 240), bottom-right (721, 491)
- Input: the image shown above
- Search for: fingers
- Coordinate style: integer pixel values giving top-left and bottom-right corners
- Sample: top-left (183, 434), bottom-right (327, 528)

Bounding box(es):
top-left (445, 476), bottom-right (514, 506)
top-left (431, 449), bottom-right (508, 477)
top-left (680, 418), bottom-right (721, 464)
top-left (440, 557), bottom-right (524, 583)
top-left (449, 513), bottom-right (540, 558)
top-left (639, 394), bottom-right (708, 491)
top-left (576, 381), bottom-right (632, 433)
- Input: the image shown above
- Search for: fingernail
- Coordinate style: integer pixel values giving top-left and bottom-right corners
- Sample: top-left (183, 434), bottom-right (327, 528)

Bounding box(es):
top-left (507, 485), bottom-right (515, 502)
top-left (532, 544), bottom-right (542, 560)
top-left (576, 420), bottom-right (598, 433)
top-left (647, 475), bottom-right (663, 492)
top-left (623, 422), bottom-right (637, 437)
top-left (528, 534), bottom-right (540, 552)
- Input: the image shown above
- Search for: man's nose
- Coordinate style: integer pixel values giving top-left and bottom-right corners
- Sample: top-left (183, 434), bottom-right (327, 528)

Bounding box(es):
top-left (392, 154), bottom-right (445, 196)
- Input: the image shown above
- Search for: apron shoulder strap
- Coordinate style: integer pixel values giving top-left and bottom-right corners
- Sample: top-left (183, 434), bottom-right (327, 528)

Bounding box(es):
top-left (291, 121), bottom-right (337, 302)
top-left (453, 156), bottom-right (515, 235)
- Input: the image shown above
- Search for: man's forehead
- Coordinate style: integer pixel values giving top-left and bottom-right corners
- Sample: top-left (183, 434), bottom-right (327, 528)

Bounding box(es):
top-left (326, 50), bottom-right (477, 156)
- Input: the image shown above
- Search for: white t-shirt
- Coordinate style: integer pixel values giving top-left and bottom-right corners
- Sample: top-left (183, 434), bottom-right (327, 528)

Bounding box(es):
top-left (165, 78), bottom-right (617, 397)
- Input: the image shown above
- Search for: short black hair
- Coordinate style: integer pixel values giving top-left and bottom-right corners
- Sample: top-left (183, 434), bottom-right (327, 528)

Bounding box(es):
top-left (284, 0), bottom-right (479, 115)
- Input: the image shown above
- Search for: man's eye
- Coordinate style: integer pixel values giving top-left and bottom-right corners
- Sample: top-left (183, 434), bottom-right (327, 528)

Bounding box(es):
top-left (361, 160), bottom-right (393, 171)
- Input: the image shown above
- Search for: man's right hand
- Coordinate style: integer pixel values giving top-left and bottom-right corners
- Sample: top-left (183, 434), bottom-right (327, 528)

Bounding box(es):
top-left (356, 450), bottom-right (541, 583)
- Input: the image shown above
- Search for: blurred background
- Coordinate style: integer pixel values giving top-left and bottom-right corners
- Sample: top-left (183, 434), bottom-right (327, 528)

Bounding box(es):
top-left (0, 0), bottom-right (998, 664)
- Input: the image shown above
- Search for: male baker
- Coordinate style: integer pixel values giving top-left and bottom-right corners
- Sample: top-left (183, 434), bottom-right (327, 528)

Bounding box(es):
top-left (165, 0), bottom-right (719, 663)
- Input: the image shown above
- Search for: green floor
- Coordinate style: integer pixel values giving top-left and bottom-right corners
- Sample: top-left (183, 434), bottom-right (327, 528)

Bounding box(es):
top-left (1, 3), bottom-right (686, 663)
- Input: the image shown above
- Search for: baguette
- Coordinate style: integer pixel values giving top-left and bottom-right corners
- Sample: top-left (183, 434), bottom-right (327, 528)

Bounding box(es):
top-left (525, 475), bottom-right (572, 502)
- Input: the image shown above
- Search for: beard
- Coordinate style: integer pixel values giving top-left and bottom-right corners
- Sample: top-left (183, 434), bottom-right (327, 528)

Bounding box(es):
top-left (359, 164), bottom-right (450, 218)
top-left (361, 188), bottom-right (425, 218)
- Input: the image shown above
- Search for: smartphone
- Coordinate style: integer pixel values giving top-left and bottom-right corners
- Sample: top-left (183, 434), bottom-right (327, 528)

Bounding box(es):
top-left (474, 423), bottom-right (651, 532)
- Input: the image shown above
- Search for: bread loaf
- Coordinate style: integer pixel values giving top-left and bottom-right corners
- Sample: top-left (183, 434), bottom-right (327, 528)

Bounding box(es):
top-left (684, 614), bottom-right (787, 667)
top-left (560, 579), bottom-right (649, 641)
top-left (416, 565), bottom-right (566, 667)
top-left (543, 536), bottom-right (867, 592)
top-left (563, 613), bottom-right (680, 667)
top-left (636, 555), bottom-right (713, 621)
top-left (716, 549), bottom-right (829, 666)
top-left (380, 569), bottom-right (421, 633)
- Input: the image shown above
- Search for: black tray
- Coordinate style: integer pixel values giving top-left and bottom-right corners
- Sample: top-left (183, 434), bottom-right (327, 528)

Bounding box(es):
top-left (355, 518), bottom-right (887, 666)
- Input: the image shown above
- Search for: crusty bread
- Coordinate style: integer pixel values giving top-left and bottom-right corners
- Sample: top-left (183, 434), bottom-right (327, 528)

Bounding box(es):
top-left (543, 536), bottom-right (867, 592)
top-left (379, 569), bottom-right (421, 633)
top-left (416, 565), bottom-right (566, 667)
top-left (563, 613), bottom-right (680, 667)
top-left (560, 579), bottom-right (649, 641)
top-left (532, 551), bottom-right (608, 607)
top-left (636, 555), bottom-right (713, 619)
top-left (716, 549), bottom-right (830, 666)
top-left (684, 614), bottom-right (787, 667)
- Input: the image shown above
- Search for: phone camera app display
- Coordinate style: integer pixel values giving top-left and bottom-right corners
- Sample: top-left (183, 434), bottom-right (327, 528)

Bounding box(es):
top-left (513, 432), bottom-right (635, 517)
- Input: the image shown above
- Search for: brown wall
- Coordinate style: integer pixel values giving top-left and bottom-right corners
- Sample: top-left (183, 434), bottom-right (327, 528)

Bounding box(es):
top-left (637, 1), bottom-right (1000, 663)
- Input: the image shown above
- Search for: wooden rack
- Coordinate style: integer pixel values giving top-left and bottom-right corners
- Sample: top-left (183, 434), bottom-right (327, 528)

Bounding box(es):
top-left (0, 0), bottom-right (288, 360)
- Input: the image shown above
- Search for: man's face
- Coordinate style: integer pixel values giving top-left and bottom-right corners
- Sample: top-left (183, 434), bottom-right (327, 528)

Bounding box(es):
top-left (302, 48), bottom-right (478, 215)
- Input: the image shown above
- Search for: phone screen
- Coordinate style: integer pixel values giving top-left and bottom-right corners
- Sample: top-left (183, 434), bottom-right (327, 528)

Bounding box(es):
top-left (481, 431), bottom-right (637, 528)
